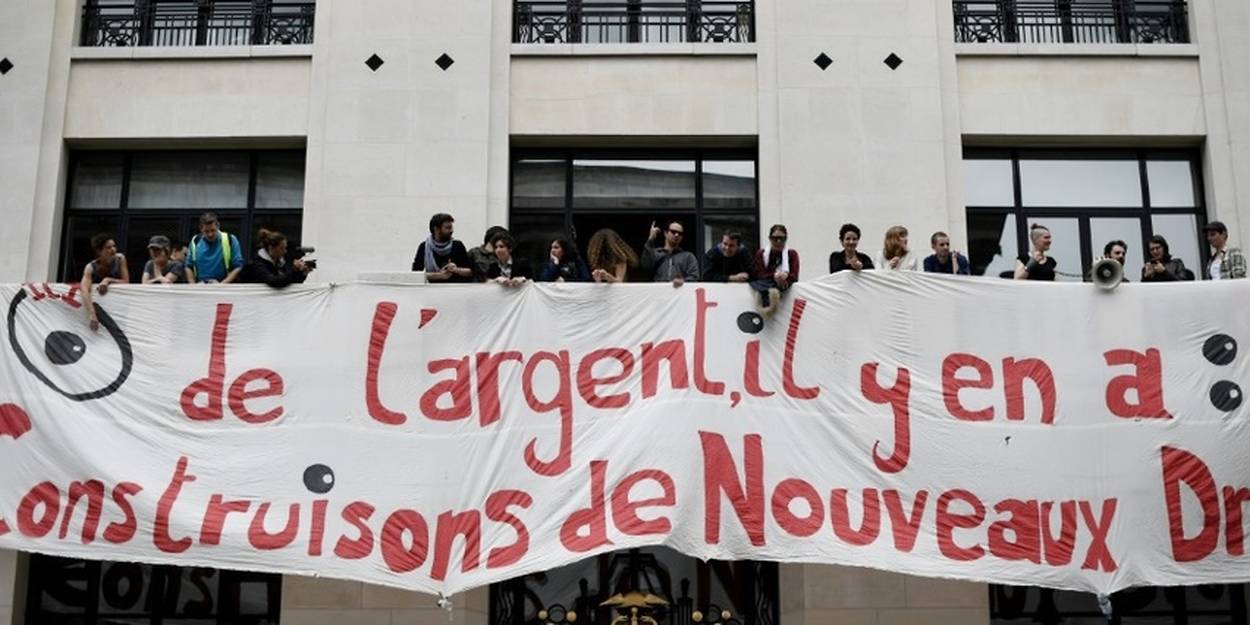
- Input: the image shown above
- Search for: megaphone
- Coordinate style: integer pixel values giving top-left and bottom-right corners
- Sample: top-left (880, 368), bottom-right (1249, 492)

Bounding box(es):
top-left (1091, 258), bottom-right (1124, 291)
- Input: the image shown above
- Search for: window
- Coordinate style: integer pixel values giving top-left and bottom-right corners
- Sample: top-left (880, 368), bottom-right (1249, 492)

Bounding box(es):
top-left (510, 149), bottom-right (758, 281)
top-left (965, 150), bottom-right (1207, 281)
top-left (25, 554), bottom-right (281, 625)
top-left (490, 547), bottom-right (778, 625)
top-left (60, 149), bottom-right (305, 282)
top-left (964, 150), bottom-right (1206, 282)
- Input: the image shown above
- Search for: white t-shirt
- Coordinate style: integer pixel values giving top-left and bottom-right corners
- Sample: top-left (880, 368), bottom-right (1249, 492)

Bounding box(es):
top-left (1209, 254), bottom-right (1223, 280)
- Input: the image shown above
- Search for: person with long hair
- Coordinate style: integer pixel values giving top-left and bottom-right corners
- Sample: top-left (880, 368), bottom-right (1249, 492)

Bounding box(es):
top-left (1014, 223), bottom-right (1057, 280)
top-left (1141, 234), bottom-right (1191, 282)
top-left (587, 228), bottom-right (638, 283)
top-left (751, 224), bottom-right (800, 316)
top-left (539, 237), bottom-right (591, 282)
top-left (829, 223), bottom-right (874, 273)
top-left (81, 233), bottom-right (129, 331)
top-left (875, 225), bottom-right (920, 271)
top-left (241, 228), bottom-right (313, 288)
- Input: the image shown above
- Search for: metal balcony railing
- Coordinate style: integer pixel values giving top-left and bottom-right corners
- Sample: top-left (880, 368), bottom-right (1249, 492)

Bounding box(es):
top-left (953, 0), bottom-right (1189, 44)
top-left (80, 0), bottom-right (315, 47)
top-left (513, 0), bottom-right (755, 44)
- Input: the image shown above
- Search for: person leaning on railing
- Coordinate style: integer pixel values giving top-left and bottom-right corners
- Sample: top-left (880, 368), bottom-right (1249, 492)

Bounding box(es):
top-left (751, 224), bottom-right (799, 317)
top-left (587, 228), bottom-right (638, 283)
top-left (81, 232), bottom-right (129, 332)
top-left (1141, 235), bottom-right (1192, 282)
top-left (240, 228), bottom-right (314, 288)
top-left (1014, 223), bottom-right (1056, 281)
top-left (141, 235), bottom-right (187, 284)
top-left (539, 237), bottom-right (591, 282)
top-left (829, 223), bottom-right (874, 273)
top-left (187, 212), bottom-right (244, 284)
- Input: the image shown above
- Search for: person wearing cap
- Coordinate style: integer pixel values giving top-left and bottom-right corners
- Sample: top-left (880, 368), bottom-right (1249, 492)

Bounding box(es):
top-left (141, 235), bottom-right (187, 284)
top-left (1203, 221), bottom-right (1246, 280)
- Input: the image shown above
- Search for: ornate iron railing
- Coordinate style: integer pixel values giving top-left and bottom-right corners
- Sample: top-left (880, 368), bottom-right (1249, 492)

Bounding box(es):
top-left (514, 0), bottom-right (755, 44)
top-left (953, 0), bottom-right (1189, 44)
top-left (81, 0), bottom-right (315, 47)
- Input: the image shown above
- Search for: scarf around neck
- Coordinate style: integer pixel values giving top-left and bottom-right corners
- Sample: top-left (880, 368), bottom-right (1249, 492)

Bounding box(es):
top-left (423, 235), bottom-right (455, 273)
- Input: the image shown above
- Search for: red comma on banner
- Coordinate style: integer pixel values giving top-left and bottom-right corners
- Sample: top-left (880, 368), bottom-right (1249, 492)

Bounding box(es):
top-left (0, 403), bottom-right (32, 440)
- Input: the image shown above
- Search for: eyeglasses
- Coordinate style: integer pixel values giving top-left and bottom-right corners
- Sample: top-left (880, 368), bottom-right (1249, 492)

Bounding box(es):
top-left (770, 235), bottom-right (787, 242)
top-left (667, 230), bottom-right (684, 236)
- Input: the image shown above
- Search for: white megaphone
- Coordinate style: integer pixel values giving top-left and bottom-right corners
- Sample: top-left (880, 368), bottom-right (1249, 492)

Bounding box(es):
top-left (1091, 257), bottom-right (1124, 291)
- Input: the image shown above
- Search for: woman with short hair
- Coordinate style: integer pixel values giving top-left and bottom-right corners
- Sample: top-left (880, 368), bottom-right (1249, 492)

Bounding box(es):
top-left (1014, 224), bottom-right (1057, 281)
top-left (1141, 234), bottom-right (1192, 282)
top-left (829, 223), bottom-right (875, 273)
top-left (81, 233), bottom-right (129, 331)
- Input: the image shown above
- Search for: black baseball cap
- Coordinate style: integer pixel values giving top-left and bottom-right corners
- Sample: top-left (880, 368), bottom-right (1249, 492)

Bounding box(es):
top-left (147, 235), bottom-right (171, 248)
top-left (1203, 221), bottom-right (1227, 234)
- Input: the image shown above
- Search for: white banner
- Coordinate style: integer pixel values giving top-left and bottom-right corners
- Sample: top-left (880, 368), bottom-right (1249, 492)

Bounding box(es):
top-left (0, 275), bottom-right (1247, 596)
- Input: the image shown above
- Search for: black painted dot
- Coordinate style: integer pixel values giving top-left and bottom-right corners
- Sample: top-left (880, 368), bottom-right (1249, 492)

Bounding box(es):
top-left (736, 312), bottom-right (764, 334)
top-left (365, 54), bottom-right (384, 72)
top-left (1211, 381), bottom-right (1242, 412)
top-left (1203, 334), bottom-right (1237, 366)
top-left (303, 464), bottom-right (335, 494)
top-left (44, 331), bottom-right (86, 365)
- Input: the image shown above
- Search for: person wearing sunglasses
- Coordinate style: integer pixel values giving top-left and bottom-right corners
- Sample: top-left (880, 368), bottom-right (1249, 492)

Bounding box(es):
top-left (751, 224), bottom-right (800, 317)
top-left (642, 220), bottom-right (700, 287)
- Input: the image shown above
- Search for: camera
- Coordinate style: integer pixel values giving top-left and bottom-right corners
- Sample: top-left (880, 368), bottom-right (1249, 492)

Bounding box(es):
top-left (295, 246), bottom-right (317, 270)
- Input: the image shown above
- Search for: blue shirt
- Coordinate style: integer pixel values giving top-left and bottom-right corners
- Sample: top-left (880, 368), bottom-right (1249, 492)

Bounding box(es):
top-left (923, 253), bottom-right (971, 275)
top-left (190, 233), bottom-right (243, 282)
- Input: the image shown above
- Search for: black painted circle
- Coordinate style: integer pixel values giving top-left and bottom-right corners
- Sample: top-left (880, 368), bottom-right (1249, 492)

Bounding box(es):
top-left (1203, 334), bottom-right (1238, 366)
top-left (303, 464), bottom-right (335, 494)
top-left (736, 312), bottom-right (764, 334)
top-left (7, 290), bottom-right (133, 401)
top-left (1211, 381), bottom-right (1243, 412)
top-left (44, 330), bottom-right (86, 365)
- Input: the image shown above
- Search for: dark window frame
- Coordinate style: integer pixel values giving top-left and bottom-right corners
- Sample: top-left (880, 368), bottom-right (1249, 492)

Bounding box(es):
top-left (59, 148), bottom-right (305, 282)
top-left (510, 147), bottom-right (760, 266)
top-left (963, 147), bottom-right (1207, 280)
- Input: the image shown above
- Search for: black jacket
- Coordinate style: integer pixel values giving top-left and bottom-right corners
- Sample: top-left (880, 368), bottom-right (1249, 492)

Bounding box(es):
top-left (487, 257), bottom-right (533, 280)
top-left (702, 246), bottom-right (754, 282)
top-left (241, 256), bottom-right (308, 288)
top-left (829, 251), bottom-right (875, 273)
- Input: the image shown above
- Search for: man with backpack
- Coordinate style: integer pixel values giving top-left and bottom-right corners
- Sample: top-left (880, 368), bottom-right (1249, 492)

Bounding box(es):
top-left (186, 212), bottom-right (244, 284)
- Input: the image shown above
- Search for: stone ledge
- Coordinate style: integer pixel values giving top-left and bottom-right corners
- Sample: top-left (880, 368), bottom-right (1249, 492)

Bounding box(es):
top-left (71, 44), bottom-right (313, 61)
top-left (955, 42), bottom-right (1198, 58)
top-left (511, 42), bottom-right (757, 57)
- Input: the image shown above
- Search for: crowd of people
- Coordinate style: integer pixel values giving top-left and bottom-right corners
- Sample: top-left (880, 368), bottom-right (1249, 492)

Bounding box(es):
top-left (407, 212), bottom-right (1248, 315)
top-left (76, 210), bottom-right (1247, 330)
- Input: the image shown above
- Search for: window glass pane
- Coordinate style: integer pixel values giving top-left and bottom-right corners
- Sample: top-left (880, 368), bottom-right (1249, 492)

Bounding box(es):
top-left (1089, 217), bottom-right (1144, 280)
top-left (702, 213), bottom-right (760, 258)
top-left (128, 152), bottom-right (249, 209)
top-left (1019, 159), bottom-right (1142, 207)
top-left (963, 159), bottom-right (1015, 207)
top-left (1152, 214), bottom-right (1202, 279)
top-left (968, 212), bottom-right (1018, 278)
top-left (70, 153), bottom-right (124, 209)
top-left (1032, 218), bottom-right (1083, 282)
top-left (255, 151), bottom-right (306, 209)
top-left (1147, 160), bottom-right (1196, 207)
top-left (62, 215), bottom-right (120, 282)
top-left (252, 213), bottom-right (304, 252)
top-left (512, 159), bottom-right (567, 209)
top-left (572, 160), bottom-right (696, 210)
top-left (703, 161), bottom-right (756, 210)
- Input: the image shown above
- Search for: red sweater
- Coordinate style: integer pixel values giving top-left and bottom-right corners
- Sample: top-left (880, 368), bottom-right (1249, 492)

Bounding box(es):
top-left (753, 248), bottom-right (800, 282)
